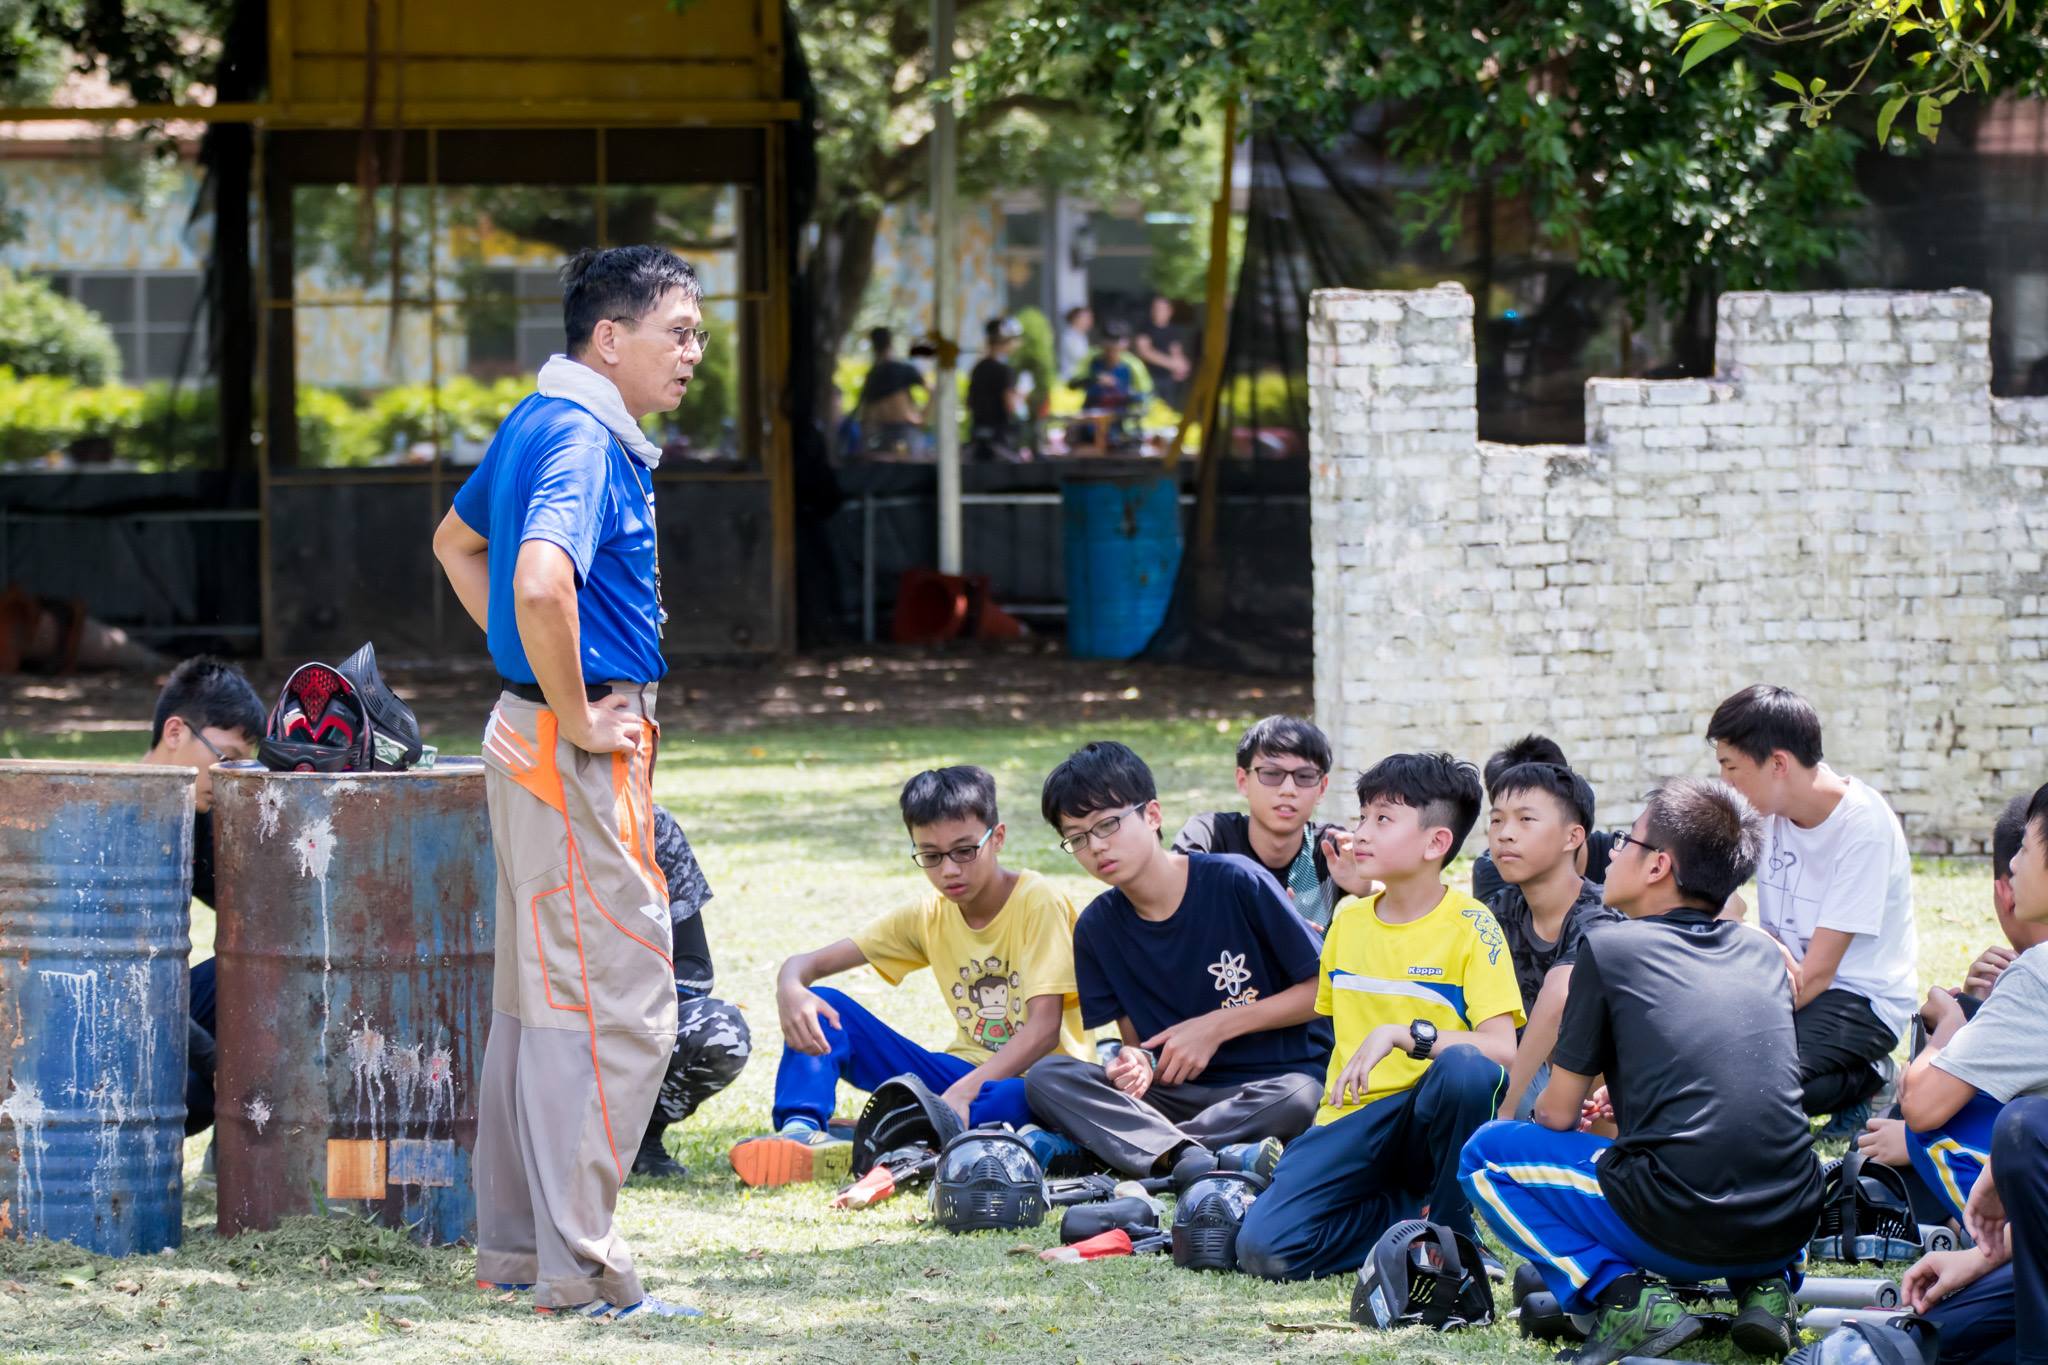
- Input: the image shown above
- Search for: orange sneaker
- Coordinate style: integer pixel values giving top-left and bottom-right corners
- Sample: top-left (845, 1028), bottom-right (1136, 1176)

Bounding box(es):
top-left (729, 1122), bottom-right (853, 1188)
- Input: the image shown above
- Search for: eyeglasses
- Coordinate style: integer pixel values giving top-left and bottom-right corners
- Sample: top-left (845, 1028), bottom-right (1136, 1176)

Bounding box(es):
top-left (1058, 803), bottom-right (1146, 856)
top-left (910, 826), bottom-right (994, 869)
top-left (612, 316), bottom-right (712, 354)
top-left (190, 727), bottom-right (227, 762)
top-left (1250, 763), bottom-right (1324, 789)
top-left (1609, 829), bottom-right (1661, 857)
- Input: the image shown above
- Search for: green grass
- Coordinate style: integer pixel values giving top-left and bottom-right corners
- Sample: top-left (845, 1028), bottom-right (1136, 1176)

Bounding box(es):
top-left (0, 713), bottom-right (2002, 1363)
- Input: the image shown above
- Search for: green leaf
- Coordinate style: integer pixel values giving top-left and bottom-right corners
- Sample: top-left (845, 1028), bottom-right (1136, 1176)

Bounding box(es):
top-left (1679, 22), bottom-right (1743, 74)
top-left (1877, 94), bottom-right (1908, 145)
top-left (1771, 71), bottom-right (1806, 93)
top-left (1915, 94), bottom-right (1942, 140)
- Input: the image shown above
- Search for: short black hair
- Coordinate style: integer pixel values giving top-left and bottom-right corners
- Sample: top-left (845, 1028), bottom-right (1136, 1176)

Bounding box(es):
top-left (1640, 777), bottom-right (1763, 909)
top-left (152, 655), bottom-right (264, 747)
top-left (1235, 715), bottom-right (1332, 773)
top-left (869, 326), bottom-right (893, 354)
top-left (1041, 741), bottom-right (1157, 830)
top-left (1994, 794), bottom-right (2030, 881)
top-left (900, 766), bottom-right (998, 831)
top-left (1354, 752), bottom-right (1483, 870)
top-left (1101, 320), bottom-right (1131, 342)
top-left (1490, 762), bottom-right (1596, 832)
top-left (1706, 684), bottom-right (1824, 768)
top-left (561, 246), bottom-right (701, 355)
top-left (2024, 782), bottom-right (2048, 867)
top-left (1063, 305), bottom-right (1089, 325)
top-left (1483, 734), bottom-right (1570, 797)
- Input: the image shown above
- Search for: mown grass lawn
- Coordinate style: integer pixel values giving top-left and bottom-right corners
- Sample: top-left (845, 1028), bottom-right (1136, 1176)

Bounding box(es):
top-left (0, 708), bottom-right (1999, 1364)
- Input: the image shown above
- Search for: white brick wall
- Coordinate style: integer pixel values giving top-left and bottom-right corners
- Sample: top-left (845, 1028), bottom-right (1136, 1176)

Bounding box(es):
top-left (1309, 285), bottom-right (2048, 853)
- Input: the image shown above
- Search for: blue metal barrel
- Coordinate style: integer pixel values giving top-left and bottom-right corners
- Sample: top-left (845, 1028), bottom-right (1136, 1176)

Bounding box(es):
top-left (0, 761), bottom-right (192, 1256)
top-left (210, 760), bottom-right (493, 1246)
top-left (1061, 471), bottom-right (1185, 659)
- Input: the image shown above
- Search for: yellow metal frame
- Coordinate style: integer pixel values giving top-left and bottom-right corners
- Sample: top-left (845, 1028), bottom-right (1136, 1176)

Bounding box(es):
top-left (0, 0), bottom-right (805, 656)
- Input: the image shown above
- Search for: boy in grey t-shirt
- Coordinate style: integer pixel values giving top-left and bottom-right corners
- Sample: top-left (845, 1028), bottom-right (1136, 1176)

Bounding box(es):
top-left (1897, 790), bottom-right (2048, 1225)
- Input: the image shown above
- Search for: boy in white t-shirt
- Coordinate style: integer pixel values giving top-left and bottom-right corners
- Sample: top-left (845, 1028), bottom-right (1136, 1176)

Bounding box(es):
top-left (1708, 684), bottom-right (1917, 1141)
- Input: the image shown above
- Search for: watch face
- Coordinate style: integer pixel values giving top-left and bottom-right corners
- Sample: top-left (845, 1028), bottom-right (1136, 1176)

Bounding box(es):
top-left (1414, 1022), bottom-right (1437, 1041)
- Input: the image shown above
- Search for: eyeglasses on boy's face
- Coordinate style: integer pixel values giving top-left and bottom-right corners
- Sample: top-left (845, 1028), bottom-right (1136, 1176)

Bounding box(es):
top-left (1058, 803), bottom-right (1146, 856)
top-left (1609, 829), bottom-right (1661, 857)
top-left (910, 826), bottom-right (994, 869)
top-left (1250, 763), bottom-right (1324, 789)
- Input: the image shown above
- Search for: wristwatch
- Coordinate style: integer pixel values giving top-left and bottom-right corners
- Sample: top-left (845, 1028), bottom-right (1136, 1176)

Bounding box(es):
top-left (1408, 1019), bottom-right (1438, 1060)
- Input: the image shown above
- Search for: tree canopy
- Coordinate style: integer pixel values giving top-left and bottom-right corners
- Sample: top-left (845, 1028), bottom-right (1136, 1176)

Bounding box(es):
top-left (967, 0), bottom-right (1887, 319)
top-left (1667, 0), bottom-right (2048, 142)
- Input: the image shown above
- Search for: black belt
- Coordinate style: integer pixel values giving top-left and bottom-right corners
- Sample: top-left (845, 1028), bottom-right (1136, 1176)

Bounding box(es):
top-left (500, 678), bottom-right (617, 704)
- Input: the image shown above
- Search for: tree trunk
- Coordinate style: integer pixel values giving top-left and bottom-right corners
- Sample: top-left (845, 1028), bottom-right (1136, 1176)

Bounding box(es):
top-left (804, 200), bottom-right (882, 422)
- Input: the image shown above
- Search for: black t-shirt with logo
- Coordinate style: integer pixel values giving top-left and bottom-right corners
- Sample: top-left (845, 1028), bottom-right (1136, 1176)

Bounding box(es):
top-left (1074, 853), bottom-right (1333, 1083)
top-left (1552, 907), bottom-right (1824, 1266)
top-left (1485, 877), bottom-right (1623, 1018)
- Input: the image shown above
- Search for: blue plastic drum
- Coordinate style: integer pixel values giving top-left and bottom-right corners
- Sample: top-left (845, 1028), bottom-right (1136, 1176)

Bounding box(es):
top-left (1061, 472), bottom-right (1184, 659)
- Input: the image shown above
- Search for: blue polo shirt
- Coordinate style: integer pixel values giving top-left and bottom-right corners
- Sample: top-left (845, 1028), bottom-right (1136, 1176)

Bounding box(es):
top-left (451, 393), bottom-right (666, 685)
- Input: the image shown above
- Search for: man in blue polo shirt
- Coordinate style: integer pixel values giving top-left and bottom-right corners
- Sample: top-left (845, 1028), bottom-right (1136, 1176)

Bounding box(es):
top-left (433, 245), bottom-right (704, 1322)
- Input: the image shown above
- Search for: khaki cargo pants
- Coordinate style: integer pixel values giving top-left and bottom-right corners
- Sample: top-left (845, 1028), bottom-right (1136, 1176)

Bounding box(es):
top-left (474, 685), bottom-right (677, 1308)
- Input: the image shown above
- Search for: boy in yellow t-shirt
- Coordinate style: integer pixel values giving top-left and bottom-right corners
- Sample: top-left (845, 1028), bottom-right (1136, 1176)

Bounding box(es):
top-left (729, 766), bottom-right (1091, 1187)
top-left (1236, 752), bottom-right (1523, 1281)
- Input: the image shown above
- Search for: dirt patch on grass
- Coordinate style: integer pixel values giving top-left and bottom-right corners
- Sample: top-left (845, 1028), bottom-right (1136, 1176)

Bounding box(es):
top-left (1, 643), bottom-right (1308, 745)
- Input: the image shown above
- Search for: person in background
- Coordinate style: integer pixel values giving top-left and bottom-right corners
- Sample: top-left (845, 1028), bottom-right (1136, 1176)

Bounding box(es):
top-left (967, 317), bottom-right (1028, 463)
top-left (856, 327), bottom-right (929, 460)
top-left (1057, 305), bottom-right (1095, 383)
top-left (1135, 295), bottom-right (1193, 411)
top-left (140, 657), bottom-right (265, 1140)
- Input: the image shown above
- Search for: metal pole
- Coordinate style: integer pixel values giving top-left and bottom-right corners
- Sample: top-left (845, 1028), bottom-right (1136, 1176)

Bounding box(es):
top-left (931, 0), bottom-right (962, 574)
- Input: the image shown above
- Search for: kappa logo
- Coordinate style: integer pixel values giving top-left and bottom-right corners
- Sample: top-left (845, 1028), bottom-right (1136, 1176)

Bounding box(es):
top-left (1408, 966), bottom-right (1445, 978)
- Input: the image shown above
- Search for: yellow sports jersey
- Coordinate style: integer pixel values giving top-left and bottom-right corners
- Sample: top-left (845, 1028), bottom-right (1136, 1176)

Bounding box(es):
top-left (852, 869), bottom-right (1095, 1063)
top-left (1313, 885), bottom-right (1525, 1124)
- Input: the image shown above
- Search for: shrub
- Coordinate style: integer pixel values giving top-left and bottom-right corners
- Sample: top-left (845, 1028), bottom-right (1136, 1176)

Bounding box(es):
top-left (0, 270), bottom-right (124, 385)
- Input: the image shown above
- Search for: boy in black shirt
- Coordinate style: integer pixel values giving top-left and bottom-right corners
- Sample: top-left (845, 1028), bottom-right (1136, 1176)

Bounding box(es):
top-left (1172, 715), bottom-right (1342, 931)
top-left (1460, 777), bottom-right (1822, 1365)
top-left (1470, 735), bottom-right (1613, 903)
top-left (1025, 741), bottom-right (1330, 1176)
top-left (1485, 761), bottom-right (1623, 1120)
top-left (140, 657), bottom-right (265, 1138)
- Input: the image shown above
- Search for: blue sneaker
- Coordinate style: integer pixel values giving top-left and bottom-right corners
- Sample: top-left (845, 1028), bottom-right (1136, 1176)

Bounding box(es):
top-left (1018, 1124), bottom-right (1091, 1177)
top-left (477, 1278), bottom-right (534, 1293)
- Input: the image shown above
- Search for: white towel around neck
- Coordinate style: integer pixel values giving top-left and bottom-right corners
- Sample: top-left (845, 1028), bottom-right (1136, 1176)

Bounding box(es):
top-left (536, 354), bottom-right (663, 469)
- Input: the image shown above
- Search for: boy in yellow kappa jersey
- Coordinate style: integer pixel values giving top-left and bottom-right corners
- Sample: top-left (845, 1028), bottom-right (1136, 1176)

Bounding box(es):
top-left (1235, 752), bottom-right (1523, 1281)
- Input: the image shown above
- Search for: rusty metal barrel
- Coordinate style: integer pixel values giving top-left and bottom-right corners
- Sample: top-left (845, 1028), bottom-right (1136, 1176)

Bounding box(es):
top-left (211, 759), bottom-right (493, 1245)
top-left (0, 762), bottom-right (192, 1256)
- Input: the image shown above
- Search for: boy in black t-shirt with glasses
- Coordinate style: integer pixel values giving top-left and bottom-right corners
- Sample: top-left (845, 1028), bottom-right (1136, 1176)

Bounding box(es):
top-left (1460, 777), bottom-right (1823, 1365)
top-left (1173, 715), bottom-right (1342, 931)
top-left (1025, 741), bottom-right (1330, 1178)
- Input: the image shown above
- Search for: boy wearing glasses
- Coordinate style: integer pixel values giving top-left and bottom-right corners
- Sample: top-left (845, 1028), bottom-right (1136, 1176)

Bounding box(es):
top-left (1025, 741), bottom-right (1330, 1179)
top-left (728, 766), bottom-right (1090, 1187)
top-left (1234, 753), bottom-right (1521, 1282)
top-left (1173, 715), bottom-right (1343, 930)
top-left (1460, 778), bottom-right (1822, 1363)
